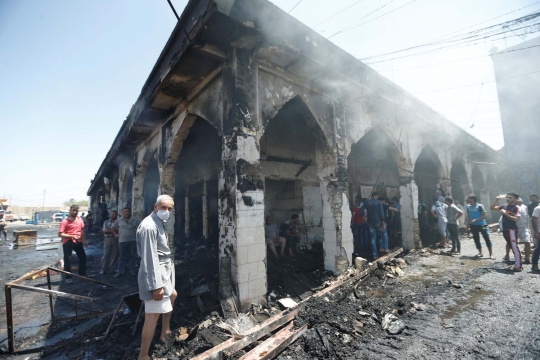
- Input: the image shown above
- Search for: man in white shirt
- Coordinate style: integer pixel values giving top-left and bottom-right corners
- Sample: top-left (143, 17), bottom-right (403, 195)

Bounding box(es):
top-left (531, 205), bottom-right (540, 271)
top-left (431, 197), bottom-right (448, 248)
top-left (516, 198), bottom-right (532, 264)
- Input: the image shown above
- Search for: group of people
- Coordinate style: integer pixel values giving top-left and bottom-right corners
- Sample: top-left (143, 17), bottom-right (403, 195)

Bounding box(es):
top-left (350, 192), bottom-right (402, 260)
top-left (59, 196), bottom-right (177, 360)
top-left (58, 205), bottom-right (142, 283)
top-left (417, 188), bottom-right (540, 272)
top-left (264, 214), bottom-right (303, 259)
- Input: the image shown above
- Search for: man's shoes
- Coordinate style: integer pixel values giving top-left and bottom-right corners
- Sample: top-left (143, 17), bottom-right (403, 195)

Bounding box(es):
top-left (113, 273), bottom-right (123, 278)
top-left (503, 255), bottom-right (510, 261)
top-left (523, 259), bottom-right (531, 265)
top-left (66, 278), bottom-right (73, 284)
top-left (511, 266), bottom-right (523, 272)
top-left (532, 264), bottom-right (540, 271)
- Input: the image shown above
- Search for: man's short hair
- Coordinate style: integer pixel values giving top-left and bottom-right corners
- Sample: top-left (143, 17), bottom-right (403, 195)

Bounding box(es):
top-left (111, 210), bottom-right (118, 215)
top-left (291, 214), bottom-right (300, 220)
top-left (156, 194), bottom-right (174, 206)
top-left (530, 193), bottom-right (539, 198)
top-left (372, 191), bottom-right (380, 197)
top-left (467, 195), bottom-right (477, 202)
top-left (507, 192), bottom-right (519, 199)
top-left (123, 207), bottom-right (131, 211)
top-left (70, 205), bottom-right (80, 211)
top-left (445, 197), bottom-right (453, 203)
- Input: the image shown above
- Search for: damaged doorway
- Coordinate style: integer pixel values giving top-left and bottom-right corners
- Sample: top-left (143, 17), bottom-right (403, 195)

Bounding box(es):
top-left (450, 160), bottom-right (468, 205)
top-left (143, 156), bottom-right (160, 217)
top-left (347, 128), bottom-right (404, 252)
top-left (172, 117), bottom-right (221, 316)
top-left (260, 96), bottom-right (325, 295)
top-left (414, 146), bottom-right (443, 207)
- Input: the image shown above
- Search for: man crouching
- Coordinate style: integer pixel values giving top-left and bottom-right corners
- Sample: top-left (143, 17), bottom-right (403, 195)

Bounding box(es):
top-left (136, 195), bottom-right (177, 360)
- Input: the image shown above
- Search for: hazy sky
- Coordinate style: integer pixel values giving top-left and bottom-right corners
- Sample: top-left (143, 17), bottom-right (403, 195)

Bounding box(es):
top-left (1, 0), bottom-right (537, 206)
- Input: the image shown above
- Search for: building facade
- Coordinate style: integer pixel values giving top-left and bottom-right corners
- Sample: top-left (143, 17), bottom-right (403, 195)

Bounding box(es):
top-left (88, 0), bottom-right (503, 310)
top-left (492, 36), bottom-right (540, 196)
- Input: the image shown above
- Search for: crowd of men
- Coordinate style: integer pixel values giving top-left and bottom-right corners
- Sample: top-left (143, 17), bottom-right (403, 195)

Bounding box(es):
top-left (350, 192), bottom-right (402, 260)
top-left (58, 196), bottom-right (175, 360)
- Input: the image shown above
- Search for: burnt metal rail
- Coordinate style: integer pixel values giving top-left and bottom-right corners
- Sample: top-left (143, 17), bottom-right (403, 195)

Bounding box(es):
top-left (5, 266), bottom-right (115, 354)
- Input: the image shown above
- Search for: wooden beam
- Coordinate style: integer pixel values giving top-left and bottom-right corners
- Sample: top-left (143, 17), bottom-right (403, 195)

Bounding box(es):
top-left (191, 309), bottom-right (299, 360)
top-left (186, 65), bottom-right (223, 102)
top-left (8, 284), bottom-right (94, 302)
top-left (9, 265), bottom-right (51, 285)
top-left (194, 44), bottom-right (226, 59)
top-left (239, 323), bottom-right (308, 360)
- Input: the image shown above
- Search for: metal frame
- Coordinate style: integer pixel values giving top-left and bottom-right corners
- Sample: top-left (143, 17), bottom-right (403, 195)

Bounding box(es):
top-left (5, 267), bottom-right (115, 354)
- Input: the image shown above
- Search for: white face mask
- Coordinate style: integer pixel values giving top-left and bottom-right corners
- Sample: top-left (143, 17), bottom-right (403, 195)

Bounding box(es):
top-left (156, 209), bottom-right (170, 220)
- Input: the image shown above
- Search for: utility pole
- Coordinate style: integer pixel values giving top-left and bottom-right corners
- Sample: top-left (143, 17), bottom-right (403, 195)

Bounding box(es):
top-left (42, 190), bottom-right (46, 210)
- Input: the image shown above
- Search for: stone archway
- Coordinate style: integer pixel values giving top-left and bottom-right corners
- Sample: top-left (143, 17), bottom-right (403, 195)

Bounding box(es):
top-left (414, 146), bottom-right (446, 206)
top-left (450, 160), bottom-right (469, 206)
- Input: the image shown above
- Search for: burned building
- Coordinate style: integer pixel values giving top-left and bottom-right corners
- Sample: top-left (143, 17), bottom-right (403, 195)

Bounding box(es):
top-left (88, 0), bottom-right (503, 309)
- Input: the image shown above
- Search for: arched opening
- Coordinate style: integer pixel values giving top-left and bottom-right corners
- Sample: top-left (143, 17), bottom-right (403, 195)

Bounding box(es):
top-left (174, 118), bottom-right (221, 245)
top-left (414, 146), bottom-right (443, 207)
top-left (472, 166), bottom-right (485, 196)
top-left (450, 160), bottom-right (468, 206)
top-left (347, 128), bottom-right (404, 251)
top-left (143, 156), bottom-right (160, 217)
top-left (260, 96), bottom-right (327, 279)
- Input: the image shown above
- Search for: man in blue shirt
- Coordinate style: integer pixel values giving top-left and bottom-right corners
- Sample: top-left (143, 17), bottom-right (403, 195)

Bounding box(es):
top-left (466, 195), bottom-right (494, 259)
top-left (491, 193), bottom-right (522, 271)
top-left (366, 192), bottom-right (386, 260)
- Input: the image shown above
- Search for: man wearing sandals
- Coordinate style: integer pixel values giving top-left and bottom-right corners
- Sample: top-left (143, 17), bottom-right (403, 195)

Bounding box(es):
top-left (491, 193), bottom-right (522, 271)
top-left (466, 196), bottom-right (494, 259)
top-left (136, 195), bottom-right (177, 360)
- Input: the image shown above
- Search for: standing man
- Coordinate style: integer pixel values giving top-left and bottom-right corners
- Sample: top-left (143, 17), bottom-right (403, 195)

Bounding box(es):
top-left (100, 201), bottom-right (109, 225)
top-left (137, 195), bottom-right (177, 360)
top-left (101, 210), bottom-right (119, 275)
top-left (431, 195), bottom-right (448, 248)
top-left (265, 216), bottom-right (286, 259)
top-left (528, 194), bottom-right (539, 245)
top-left (113, 207), bottom-right (141, 277)
top-left (455, 201), bottom-right (467, 235)
top-left (0, 212), bottom-right (7, 241)
top-left (351, 197), bottom-right (368, 252)
top-left (516, 198), bottom-right (532, 264)
top-left (85, 211), bottom-right (93, 234)
top-left (531, 204), bottom-right (540, 271)
top-left (445, 197), bottom-right (463, 254)
top-left (366, 192), bottom-right (386, 260)
top-left (491, 193), bottom-right (522, 271)
top-left (466, 195), bottom-right (494, 259)
top-left (58, 205), bottom-right (88, 284)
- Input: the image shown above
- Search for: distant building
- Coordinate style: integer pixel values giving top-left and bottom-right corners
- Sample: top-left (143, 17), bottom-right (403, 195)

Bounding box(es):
top-left (492, 36), bottom-right (540, 195)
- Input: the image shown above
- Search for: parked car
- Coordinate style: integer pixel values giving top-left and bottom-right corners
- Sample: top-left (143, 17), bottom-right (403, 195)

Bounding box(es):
top-left (4, 211), bottom-right (14, 222)
top-left (52, 212), bottom-right (68, 222)
top-left (12, 214), bottom-right (20, 221)
top-left (19, 214), bottom-right (29, 221)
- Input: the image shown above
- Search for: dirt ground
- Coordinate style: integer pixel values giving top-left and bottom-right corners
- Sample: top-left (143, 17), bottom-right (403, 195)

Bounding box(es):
top-left (1, 228), bottom-right (539, 359)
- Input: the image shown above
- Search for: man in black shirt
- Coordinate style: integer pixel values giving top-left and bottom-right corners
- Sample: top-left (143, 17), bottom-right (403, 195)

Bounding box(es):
top-left (528, 194), bottom-right (539, 217)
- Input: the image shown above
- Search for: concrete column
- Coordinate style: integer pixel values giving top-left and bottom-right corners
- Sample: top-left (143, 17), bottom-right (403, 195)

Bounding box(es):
top-left (132, 172), bottom-right (145, 221)
top-left (400, 181), bottom-right (418, 250)
top-left (219, 134), bottom-right (266, 310)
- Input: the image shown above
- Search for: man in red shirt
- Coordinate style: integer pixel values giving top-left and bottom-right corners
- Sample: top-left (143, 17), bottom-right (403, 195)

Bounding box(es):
top-left (351, 197), bottom-right (368, 252)
top-left (58, 205), bottom-right (88, 283)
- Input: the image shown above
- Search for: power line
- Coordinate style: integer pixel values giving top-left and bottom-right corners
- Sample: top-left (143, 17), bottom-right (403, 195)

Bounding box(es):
top-left (362, 22), bottom-right (540, 64)
top-left (412, 69), bottom-right (540, 94)
top-left (430, 2), bottom-right (540, 42)
top-left (288, 0), bottom-right (304, 14)
top-left (328, 0), bottom-right (398, 39)
top-left (329, 0), bottom-right (419, 38)
top-left (313, 0), bottom-right (366, 28)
